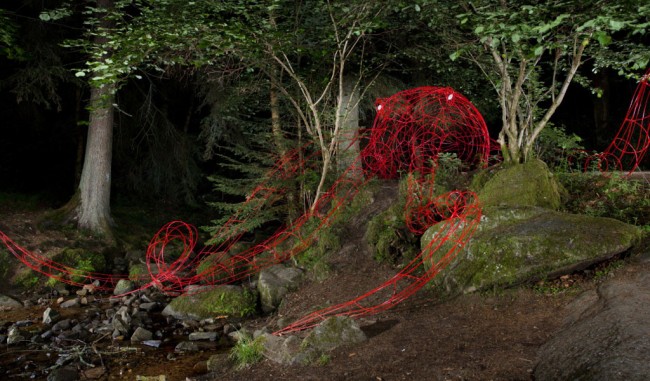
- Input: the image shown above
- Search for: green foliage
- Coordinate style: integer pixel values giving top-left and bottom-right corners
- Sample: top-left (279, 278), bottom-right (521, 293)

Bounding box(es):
top-left (203, 140), bottom-right (288, 245)
top-left (452, 0), bottom-right (650, 162)
top-left (367, 177), bottom-right (419, 265)
top-left (14, 268), bottom-right (41, 289)
top-left (559, 172), bottom-right (650, 226)
top-left (534, 125), bottom-right (585, 171)
top-left (0, 9), bottom-right (23, 59)
top-left (316, 354), bottom-right (331, 366)
top-left (229, 334), bottom-right (265, 370)
top-left (434, 152), bottom-right (468, 192)
top-left (593, 259), bottom-right (625, 282)
top-left (45, 248), bottom-right (107, 285)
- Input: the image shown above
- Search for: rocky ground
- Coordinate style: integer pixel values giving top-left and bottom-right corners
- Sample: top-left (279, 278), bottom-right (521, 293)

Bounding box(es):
top-left (0, 179), bottom-right (648, 380)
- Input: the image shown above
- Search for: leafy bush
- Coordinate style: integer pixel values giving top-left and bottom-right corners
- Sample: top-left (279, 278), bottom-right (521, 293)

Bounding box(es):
top-left (559, 172), bottom-right (650, 226)
top-left (534, 125), bottom-right (585, 171)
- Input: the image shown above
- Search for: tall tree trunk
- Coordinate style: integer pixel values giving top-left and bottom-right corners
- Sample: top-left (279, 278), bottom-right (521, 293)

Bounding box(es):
top-left (76, 84), bottom-right (115, 236)
top-left (57, 0), bottom-right (115, 239)
top-left (337, 75), bottom-right (363, 179)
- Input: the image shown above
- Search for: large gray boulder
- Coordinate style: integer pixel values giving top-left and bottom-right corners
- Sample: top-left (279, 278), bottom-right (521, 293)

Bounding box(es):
top-left (534, 266), bottom-right (650, 380)
top-left (421, 206), bottom-right (641, 296)
top-left (162, 285), bottom-right (258, 320)
top-left (257, 265), bottom-right (303, 313)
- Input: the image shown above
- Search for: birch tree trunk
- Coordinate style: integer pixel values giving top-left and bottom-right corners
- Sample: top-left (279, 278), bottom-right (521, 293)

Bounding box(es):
top-left (337, 75), bottom-right (363, 180)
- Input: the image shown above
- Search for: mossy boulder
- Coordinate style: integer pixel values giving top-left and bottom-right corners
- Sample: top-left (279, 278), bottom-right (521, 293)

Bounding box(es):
top-left (477, 159), bottom-right (565, 210)
top-left (300, 316), bottom-right (367, 363)
top-left (128, 263), bottom-right (149, 284)
top-left (50, 247), bottom-right (107, 283)
top-left (162, 285), bottom-right (258, 320)
top-left (421, 206), bottom-right (641, 296)
top-left (257, 265), bottom-right (303, 313)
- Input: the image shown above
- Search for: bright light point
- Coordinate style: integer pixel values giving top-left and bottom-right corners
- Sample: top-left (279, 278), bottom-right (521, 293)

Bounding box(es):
top-left (377, 104), bottom-right (383, 111)
top-left (447, 93), bottom-right (454, 101)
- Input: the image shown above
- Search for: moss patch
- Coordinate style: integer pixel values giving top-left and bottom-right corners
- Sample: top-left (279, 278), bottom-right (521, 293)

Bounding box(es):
top-left (477, 159), bottom-right (565, 210)
top-left (164, 285), bottom-right (258, 320)
top-left (128, 263), bottom-right (148, 284)
top-left (422, 207), bottom-right (642, 297)
top-left (49, 247), bottom-right (107, 284)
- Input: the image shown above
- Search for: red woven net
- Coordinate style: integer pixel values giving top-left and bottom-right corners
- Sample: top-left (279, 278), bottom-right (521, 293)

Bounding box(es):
top-left (1, 79), bottom-right (648, 334)
top-left (591, 69), bottom-right (650, 173)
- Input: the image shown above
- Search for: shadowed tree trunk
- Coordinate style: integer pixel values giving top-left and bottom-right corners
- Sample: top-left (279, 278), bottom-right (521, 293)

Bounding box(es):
top-left (57, 0), bottom-right (115, 239)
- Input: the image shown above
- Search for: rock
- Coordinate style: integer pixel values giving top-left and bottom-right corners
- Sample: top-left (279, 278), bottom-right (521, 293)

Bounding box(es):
top-left (421, 206), bottom-right (641, 296)
top-left (131, 327), bottom-right (153, 342)
top-left (260, 333), bottom-right (305, 365)
top-left (135, 376), bottom-right (166, 381)
top-left (59, 298), bottom-right (80, 308)
top-left (257, 265), bottom-right (303, 313)
top-left (300, 316), bottom-right (367, 362)
top-left (142, 340), bottom-right (162, 348)
top-left (476, 159), bottom-right (565, 210)
top-left (51, 319), bottom-right (72, 333)
top-left (47, 366), bottom-right (79, 381)
top-left (139, 302), bottom-right (159, 312)
top-left (113, 279), bottom-right (135, 295)
top-left (189, 331), bottom-right (218, 341)
top-left (0, 294), bottom-right (23, 308)
top-left (82, 366), bottom-right (106, 379)
top-left (162, 285), bottom-right (258, 321)
top-left (6, 326), bottom-right (26, 345)
top-left (206, 353), bottom-right (232, 372)
top-left (534, 270), bottom-right (650, 380)
top-left (112, 306), bottom-right (132, 335)
top-left (175, 341), bottom-right (200, 353)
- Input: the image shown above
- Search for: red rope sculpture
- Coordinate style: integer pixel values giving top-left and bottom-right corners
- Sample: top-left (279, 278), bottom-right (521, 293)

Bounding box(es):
top-left (1, 77), bottom-right (648, 334)
top-left (591, 68), bottom-right (650, 173)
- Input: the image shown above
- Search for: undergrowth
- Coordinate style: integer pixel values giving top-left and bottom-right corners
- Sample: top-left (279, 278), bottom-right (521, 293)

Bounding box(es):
top-left (558, 172), bottom-right (650, 226)
top-left (229, 334), bottom-right (266, 370)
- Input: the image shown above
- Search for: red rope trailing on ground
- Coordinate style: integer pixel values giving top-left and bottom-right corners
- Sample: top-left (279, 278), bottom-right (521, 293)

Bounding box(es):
top-left (1, 77), bottom-right (648, 332)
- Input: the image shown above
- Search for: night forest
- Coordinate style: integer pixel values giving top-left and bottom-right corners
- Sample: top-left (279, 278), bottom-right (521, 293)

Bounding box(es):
top-left (0, 1), bottom-right (649, 380)
top-left (1, 1), bottom-right (647, 230)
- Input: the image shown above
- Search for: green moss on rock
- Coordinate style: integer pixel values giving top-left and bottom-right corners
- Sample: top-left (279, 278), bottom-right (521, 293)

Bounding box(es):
top-left (477, 159), bottom-right (565, 210)
top-left (128, 263), bottom-right (148, 284)
top-left (300, 316), bottom-right (367, 363)
top-left (422, 207), bottom-right (642, 296)
top-left (163, 285), bottom-right (258, 320)
top-left (48, 247), bottom-right (107, 284)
